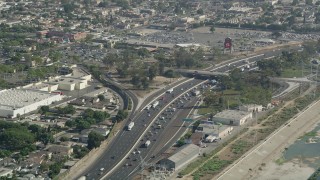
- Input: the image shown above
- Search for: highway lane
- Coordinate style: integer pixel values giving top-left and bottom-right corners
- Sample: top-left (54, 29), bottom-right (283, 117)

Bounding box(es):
top-left (82, 79), bottom-right (204, 180)
top-left (79, 46), bottom-right (302, 180)
top-left (109, 93), bottom-right (200, 180)
top-left (110, 47), bottom-right (305, 179)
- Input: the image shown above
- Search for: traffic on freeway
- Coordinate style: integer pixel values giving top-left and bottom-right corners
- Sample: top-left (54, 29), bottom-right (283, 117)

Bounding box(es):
top-left (79, 46), bottom-right (302, 180)
top-left (81, 79), bottom-right (204, 180)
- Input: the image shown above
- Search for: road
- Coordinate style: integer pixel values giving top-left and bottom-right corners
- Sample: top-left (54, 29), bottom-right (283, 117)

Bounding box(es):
top-left (76, 45), bottom-right (302, 180)
top-left (81, 79), bottom-right (204, 180)
top-left (216, 99), bottom-right (320, 180)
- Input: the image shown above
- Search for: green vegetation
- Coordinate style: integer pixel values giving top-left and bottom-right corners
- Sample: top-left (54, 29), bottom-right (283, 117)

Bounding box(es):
top-left (231, 140), bottom-right (249, 154)
top-left (303, 131), bottom-right (317, 137)
top-left (275, 157), bottom-right (286, 165)
top-left (65, 109), bottom-right (110, 130)
top-left (308, 167), bottom-right (320, 180)
top-left (56, 105), bottom-right (76, 115)
top-left (115, 110), bottom-right (128, 122)
top-left (73, 145), bottom-right (90, 158)
top-left (87, 131), bottom-right (105, 150)
top-left (0, 121), bottom-right (54, 157)
top-left (192, 157), bottom-right (231, 179)
top-left (281, 68), bottom-right (304, 78)
top-left (180, 88), bottom-right (320, 178)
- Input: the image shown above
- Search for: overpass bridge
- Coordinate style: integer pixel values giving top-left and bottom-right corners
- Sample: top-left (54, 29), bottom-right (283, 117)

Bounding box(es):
top-left (176, 69), bottom-right (229, 79)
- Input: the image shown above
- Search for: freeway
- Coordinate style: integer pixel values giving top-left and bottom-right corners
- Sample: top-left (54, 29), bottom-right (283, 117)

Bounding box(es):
top-left (81, 79), bottom-right (204, 180)
top-left (77, 45), bottom-right (302, 180)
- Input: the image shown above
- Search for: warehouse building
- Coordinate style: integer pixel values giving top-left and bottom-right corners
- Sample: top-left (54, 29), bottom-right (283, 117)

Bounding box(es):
top-left (195, 121), bottom-right (234, 140)
top-left (21, 67), bottom-right (92, 92)
top-left (158, 144), bottom-right (199, 171)
top-left (0, 89), bottom-right (62, 118)
top-left (239, 104), bottom-right (263, 112)
top-left (212, 110), bottom-right (252, 126)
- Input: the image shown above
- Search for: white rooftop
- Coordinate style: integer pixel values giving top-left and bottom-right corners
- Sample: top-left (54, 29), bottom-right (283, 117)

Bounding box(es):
top-left (168, 144), bottom-right (199, 163)
top-left (214, 110), bottom-right (251, 120)
top-left (0, 89), bottom-right (59, 110)
top-left (175, 43), bottom-right (201, 48)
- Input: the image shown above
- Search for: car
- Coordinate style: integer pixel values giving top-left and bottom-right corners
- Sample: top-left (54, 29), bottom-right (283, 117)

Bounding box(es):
top-left (137, 150), bottom-right (141, 154)
top-left (100, 168), bottom-right (105, 171)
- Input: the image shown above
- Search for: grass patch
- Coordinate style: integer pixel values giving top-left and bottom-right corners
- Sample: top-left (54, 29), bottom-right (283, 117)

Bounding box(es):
top-left (275, 157), bottom-right (286, 165)
top-left (193, 157), bottom-right (231, 178)
top-left (304, 131), bottom-right (317, 137)
top-left (197, 106), bottom-right (212, 115)
top-left (231, 140), bottom-right (249, 154)
top-left (280, 68), bottom-right (304, 78)
top-left (222, 89), bottom-right (240, 95)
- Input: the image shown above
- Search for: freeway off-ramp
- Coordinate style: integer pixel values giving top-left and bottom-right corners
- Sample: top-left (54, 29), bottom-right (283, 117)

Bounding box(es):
top-left (75, 46), bottom-right (301, 180)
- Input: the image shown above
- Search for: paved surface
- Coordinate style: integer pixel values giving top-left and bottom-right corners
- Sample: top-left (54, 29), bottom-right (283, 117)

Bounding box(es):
top-left (73, 46), bottom-right (301, 180)
top-left (216, 99), bottom-right (320, 180)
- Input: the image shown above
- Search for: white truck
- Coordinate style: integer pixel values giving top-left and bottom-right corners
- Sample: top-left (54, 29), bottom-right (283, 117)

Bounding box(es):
top-left (145, 105), bottom-right (151, 110)
top-left (166, 88), bottom-right (174, 93)
top-left (127, 122), bottom-right (134, 131)
top-left (145, 140), bottom-right (151, 147)
top-left (205, 135), bottom-right (217, 143)
top-left (152, 101), bottom-right (159, 108)
top-left (192, 90), bottom-right (200, 96)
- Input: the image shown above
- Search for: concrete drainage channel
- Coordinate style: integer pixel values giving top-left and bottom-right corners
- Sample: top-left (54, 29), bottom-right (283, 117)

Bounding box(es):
top-left (101, 80), bottom-right (208, 179)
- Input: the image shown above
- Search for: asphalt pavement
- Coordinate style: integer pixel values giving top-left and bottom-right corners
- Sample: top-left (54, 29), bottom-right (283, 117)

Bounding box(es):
top-left (76, 45), bottom-right (302, 180)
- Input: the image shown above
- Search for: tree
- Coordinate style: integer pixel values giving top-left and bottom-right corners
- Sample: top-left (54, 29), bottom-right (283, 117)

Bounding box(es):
top-left (306, 0), bottom-right (313, 5)
top-left (87, 131), bottom-right (104, 149)
top-left (39, 106), bottom-right (50, 114)
top-left (28, 124), bottom-right (42, 134)
top-left (115, 110), bottom-right (128, 122)
top-left (60, 136), bottom-right (69, 142)
top-left (0, 128), bottom-right (35, 151)
top-left (210, 26), bottom-right (215, 33)
top-left (141, 77), bottom-right (149, 90)
top-left (49, 162), bottom-right (62, 178)
top-left (197, 9), bottom-right (204, 15)
top-left (65, 120), bottom-right (75, 128)
top-left (148, 65), bottom-right (157, 81)
top-left (292, 0), bottom-right (299, 5)
top-left (131, 75), bottom-right (141, 88)
top-left (38, 133), bottom-right (54, 145)
top-left (98, 94), bottom-right (105, 101)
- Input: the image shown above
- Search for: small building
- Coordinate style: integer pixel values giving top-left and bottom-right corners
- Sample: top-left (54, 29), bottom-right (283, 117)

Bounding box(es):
top-left (93, 127), bottom-right (110, 137)
top-left (47, 145), bottom-right (73, 158)
top-left (239, 104), bottom-right (263, 112)
top-left (254, 38), bottom-right (275, 45)
top-left (212, 110), bottom-right (252, 126)
top-left (158, 144), bottom-right (199, 171)
top-left (196, 121), bottom-right (234, 139)
top-left (0, 168), bottom-right (13, 177)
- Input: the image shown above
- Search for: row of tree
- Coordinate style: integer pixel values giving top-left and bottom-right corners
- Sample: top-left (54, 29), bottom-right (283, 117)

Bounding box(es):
top-left (0, 121), bottom-right (54, 158)
top-left (65, 108), bottom-right (110, 130)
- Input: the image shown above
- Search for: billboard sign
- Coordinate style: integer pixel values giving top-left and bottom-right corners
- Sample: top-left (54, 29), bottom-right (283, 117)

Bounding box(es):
top-left (224, 37), bottom-right (232, 49)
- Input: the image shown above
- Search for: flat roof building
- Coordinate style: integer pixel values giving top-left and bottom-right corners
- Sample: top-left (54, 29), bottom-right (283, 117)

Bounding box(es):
top-left (158, 144), bottom-right (199, 171)
top-left (0, 89), bottom-right (62, 118)
top-left (212, 110), bottom-right (252, 126)
top-left (196, 121), bottom-right (234, 139)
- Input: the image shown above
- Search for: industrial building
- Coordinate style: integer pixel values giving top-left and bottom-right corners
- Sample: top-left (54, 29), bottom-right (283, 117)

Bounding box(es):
top-left (239, 104), bottom-right (263, 112)
top-left (21, 67), bottom-right (92, 92)
top-left (212, 110), bottom-right (252, 126)
top-left (0, 89), bottom-right (62, 118)
top-left (158, 144), bottom-right (199, 171)
top-left (195, 121), bottom-right (234, 140)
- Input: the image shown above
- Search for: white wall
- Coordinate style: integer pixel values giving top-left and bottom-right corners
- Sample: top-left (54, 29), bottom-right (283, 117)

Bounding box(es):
top-left (0, 94), bottom-right (62, 118)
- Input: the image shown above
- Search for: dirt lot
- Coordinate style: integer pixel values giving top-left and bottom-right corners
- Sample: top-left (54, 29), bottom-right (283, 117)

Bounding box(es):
top-left (250, 159), bottom-right (315, 180)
